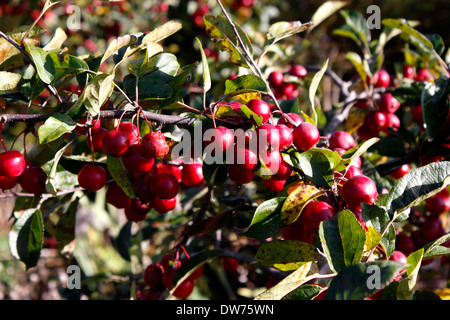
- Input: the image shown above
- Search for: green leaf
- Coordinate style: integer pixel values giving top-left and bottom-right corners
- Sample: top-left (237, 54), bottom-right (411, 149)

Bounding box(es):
top-left (203, 15), bottom-right (253, 68)
top-left (38, 114), bottom-right (76, 145)
top-left (244, 198), bottom-right (286, 241)
top-left (423, 232), bottom-right (450, 259)
top-left (124, 75), bottom-right (173, 101)
top-left (325, 261), bottom-right (405, 300)
top-left (0, 71), bottom-right (21, 91)
top-left (318, 210), bottom-right (366, 273)
top-left (361, 203), bottom-right (396, 258)
top-left (141, 20), bottom-right (182, 46)
top-left (309, 1), bottom-right (349, 32)
top-left (101, 34), bottom-right (138, 65)
top-left (45, 143), bottom-right (70, 195)
top-left (382, 18), bottom-right (434, 51)
top-left (9, 209), bottom-right (44, 270)
top-left (223, 74), bottom-right (268, 98)
top-left (255, 262), bottom-right (318, 300)
top-left (338, 210), bottom-right (366, 266)
top-left (288, 149), bottom-right (334, 188)
top-left (106, 156), bottom-right (135, 199)
top-left (248, 197), bottom-right (286, 228)
top-left (308, 59), bottom-right (328, 124)
top-left (24, 42), bottom-right (55, 84)
top-left (333, 10), bottom-right (370, 49)
top-left (281, 284), bottom-right (323, 300)
top-left (267, 21), bottom-right (311, 42)
top-left (384, 161), bottom-right (450, 219)
top-left (421, 76), bottom-right (450, 140)
top-left (196, 38), bottom-right (211, 94)
top-left (397, 248), bottom-right (423, 300)
top-left (345, 51), bottom-right (368, 84)
top-left (78, 74), bottom-right (113, 116)
top-left (253, 240), bottom-right (320, 271)
top-left (391, 81), bottom-right (426, 106)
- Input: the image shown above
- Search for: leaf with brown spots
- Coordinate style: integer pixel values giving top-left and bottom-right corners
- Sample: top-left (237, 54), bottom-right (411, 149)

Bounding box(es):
top-left (281, 181), bottom-right (324, 225)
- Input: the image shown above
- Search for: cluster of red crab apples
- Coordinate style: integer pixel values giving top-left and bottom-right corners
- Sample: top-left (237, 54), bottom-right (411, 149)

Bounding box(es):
top-left (0, 97), bottom-right (380, 227)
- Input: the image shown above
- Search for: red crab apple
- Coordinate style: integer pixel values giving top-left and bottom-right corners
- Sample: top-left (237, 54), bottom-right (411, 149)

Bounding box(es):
top-left (173, 278), bottom-right (195, 300)
top-left (288, 64), bottom-right (307, 79)
top-left (19, 165), bottom-right (47, 195)
top-left (122, 144), bottom-right (154, 173)
top-left (402, 65), bottom-right (415, 79)
top-left (0, 151), bottom-right (25, 178)
top-left (181, 163), bottom-right (205, 188)
top-left (396, 233), bottom-right (416, 256)
top-left (372, 70), bottom-right (391, 88)
top-left (261, 176), bottom-right (286, 193)
top-left (233, 146), bottom-right (258, 171)
top-left (152, 197), bottom-right (176, 213)
top-left (268, 71), bottom-right (284, 87)
top-left (0, 175), bottom-right (17, 190)
top-left (364, 111), bottom-right (387, 131)
top-left (204, 126), bottom-right (234, 155)
top-left (275, 124), bottom-right (293, 150)
top-left (255, 124), bottom-right (280, 151)
top-left (342, 175), bottom-right (378, 208)
top-left (378, 93), bottom-right (401, 114)
top-left (118, 122), bottom-right (139, 145)
top-left (390, 164), bottom-right (410, 180)
top-left (150, 173), bottom-right (179, 199)
top-left (277, 113), bottom-right (303, 128)
top-left (77, 164), bottom-right (107, 191)
top-left (328, 130), bottom-right (356, 151)
top-left (102, 129), bottom-right (130, 157)
top-left (246, 99), bottom-right (271, 124)
top-left (415, 68), bottom-right (432, 82)
top-left (293, 122), bottom-right (320, 151)
top-left (228, 164), bottom-right (255, 185)
top-left (141, 131), bottom-right (170, 159)
top-left (87, 127), bottom-right (108, 153)
top-left (124, 200), bottom-right (150, 222)
top-left (301, 200), bottom-right (337, 230)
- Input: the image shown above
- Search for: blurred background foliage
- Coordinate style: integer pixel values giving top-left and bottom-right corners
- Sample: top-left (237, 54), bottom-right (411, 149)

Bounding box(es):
top-left (0, 0), bottom-right (449, 300)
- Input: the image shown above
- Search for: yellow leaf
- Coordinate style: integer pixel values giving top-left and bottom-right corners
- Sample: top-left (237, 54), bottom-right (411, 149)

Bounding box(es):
top-left (344, 107), bottom-right (366, 134)
top-left (280, 181), bottom-right (324, 225)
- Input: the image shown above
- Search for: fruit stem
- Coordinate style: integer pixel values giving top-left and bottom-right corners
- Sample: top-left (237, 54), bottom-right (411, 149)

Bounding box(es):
top-left (0, 135), bottom-right (7, 152)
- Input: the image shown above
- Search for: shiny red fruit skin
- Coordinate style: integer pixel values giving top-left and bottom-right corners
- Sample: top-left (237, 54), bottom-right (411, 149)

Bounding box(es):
top-left (233, 146), bottom-right (258, 171)
top-left (261, 176), bottom-right (286, 193)
top-left (102, 129), bottom-right (130, 157)
top-left (277, 113), bottom-right (303, 128)
top-left (246, 99), bottom-right (271, 124)
top-left (153, 197), bottom-right (176, 213)
top-left (402, 65), bottom-right (415, 79)
top-left (87, 127), bottom-right (108, 153)
top-left (289, 64), bottom-right (307, 79)
top-left (228, 164), bottom-right (254, 185)
top-left (301, 200), bottom-right (336, 230)
top-left (78, 164), bottom-right (107, 191)
top-left (364, 111), bottom-right (387, 131)
top-left (141, 131), bottom-right (170, 159)
top-left (204, 126), bottom-right (234, 155)
top-left (378, 93), bottom-right (401, 114)
top-left (181, 163), bottom-right (205, 188)
top-left (118, 122), bottom-right (139, 145)
top-left (19, 166), bottom-right (47, 195)
top-left (268, 71), bottom-right (284, 87)
top-left (342, 175), bottom-right (378, 209)
top-left (328, 131), bottom-right (356, 151)
top-left (276, 124), bottom-right (293, 150)
top-left (173, 279), bottom-right (194, 300)
top-left (293, 122), bottom-right (320, 151)
top-left (390, 164), bottom-right (410, 180)
top-left (150, 173), bottom-right (179, 199)
top-left (122, 144), bottom-right (154, 173)
top-left (0, 175), bottom-right (18, 190)
top-left (373, 70), bottom-right (390, 88)
top-left (124, 203), bottom-right (148, 222)
top-left (0, 151), bottom-right (26, 178)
